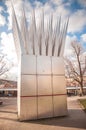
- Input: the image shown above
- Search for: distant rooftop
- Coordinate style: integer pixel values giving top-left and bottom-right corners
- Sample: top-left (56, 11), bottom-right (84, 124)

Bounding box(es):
top-left (0, 79), bottom-right (17, 90)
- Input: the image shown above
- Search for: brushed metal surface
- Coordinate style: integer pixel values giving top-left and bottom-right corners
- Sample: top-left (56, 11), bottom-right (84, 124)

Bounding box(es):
top-left (21, 75), bottom-right (37, 96)
top-left (52, 57), bottom-right (65, 75)
top-left (21, 55), bottom-right (36, 74)
top-left (53, 76), bottom-right (66, 94)
top-left (38, 76), bottom-right (52, 95)
top-left (37, 56), bottom-right (51, 74)
top-left (53, 95), bottom-right (67, 117)
top-left (20, 97), bottom-right (37, 120)
top-left (17, 63), bottom-right (22, 116)
top-left (17, 72), bottom-right (21, 116)
top-left (38, 97), bottom-right (53, 118)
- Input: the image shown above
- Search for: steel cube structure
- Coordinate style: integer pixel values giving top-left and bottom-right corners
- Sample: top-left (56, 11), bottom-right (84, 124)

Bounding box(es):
top-left (12, 4), bottom-right (68, 121)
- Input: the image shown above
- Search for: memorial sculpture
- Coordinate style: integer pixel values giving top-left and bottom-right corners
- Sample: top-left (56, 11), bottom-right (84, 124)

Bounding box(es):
top-left (12, 4), bottom-right (69, 121)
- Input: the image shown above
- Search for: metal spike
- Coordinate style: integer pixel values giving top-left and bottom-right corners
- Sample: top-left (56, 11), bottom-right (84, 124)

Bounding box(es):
top-left (41, 9), bottom-right (46, 55)
top-left (59, 18), bottom-right (69, 56)
top-left (53, 17), bottom-right (61, 56)
top-left (21, 5), bottom-right (29, 54)
top-left (45, 20), bottom-right (49, 56)
top-left (47, 13), bottom-right (53, 56)
top-left (12, 3), bottom-right (68, 57)
top-left (12, 3), bottom-right (26, 60)
top-left (52, 16), bottom-right (61, 56)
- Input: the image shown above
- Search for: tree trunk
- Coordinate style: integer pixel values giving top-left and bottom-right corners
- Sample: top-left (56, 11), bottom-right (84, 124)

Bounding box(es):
top-left (80, 83), bottom-right (84, 96)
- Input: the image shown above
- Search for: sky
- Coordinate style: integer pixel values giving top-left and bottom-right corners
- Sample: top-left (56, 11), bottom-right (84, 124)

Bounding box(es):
top-left (0, 0), bottom-right (86, 80)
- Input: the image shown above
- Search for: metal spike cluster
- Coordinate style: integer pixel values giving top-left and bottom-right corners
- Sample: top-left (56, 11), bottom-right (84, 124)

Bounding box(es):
top-left (12, 5), bottom-right (69, 60)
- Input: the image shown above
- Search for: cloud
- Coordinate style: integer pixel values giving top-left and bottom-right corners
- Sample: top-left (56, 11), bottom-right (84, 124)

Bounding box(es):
top-left (78, 0), bottom-right (86, 7)
top-left (0, 30), bottom-right (18, 80)
top-left (4, 66), bottom-right (18, 81)
top-left (33, 0), bottom-right (43, 8)
top-left (81, 33), bottom-right (86, 42)
top-left (0, 31), bottom-right (18, 80)
top-left (50, 0), bottom-right (63, 6)
top-left (0, 14), bottom-right (6, 26)
top-left (64, 35), bottom-right (78, 57)
top-left (0, 6), bottom-right (4, 13)
top-left (0, 66), bottom-right (18, 81)
top-left (5, 1), bottom-right (12, 30)
top-left (0, 32), bottom-right (17, 62)
top-left (68, 9), bottom-right (86, 33)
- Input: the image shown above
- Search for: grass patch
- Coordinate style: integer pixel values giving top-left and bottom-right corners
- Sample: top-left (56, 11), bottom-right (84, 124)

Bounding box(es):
top-left (79, 99), bottom-right (86, 112)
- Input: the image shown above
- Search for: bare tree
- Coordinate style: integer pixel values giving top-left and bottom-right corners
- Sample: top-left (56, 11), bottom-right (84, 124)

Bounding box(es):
top-left (65, 41), bottom-right (86, 95)
top-left (0, 53), bottom-right (9, 77)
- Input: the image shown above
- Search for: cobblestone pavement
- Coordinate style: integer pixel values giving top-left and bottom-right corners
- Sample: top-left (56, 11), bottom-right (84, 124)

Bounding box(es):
top-left (0, 96), bottom-right (86, 130)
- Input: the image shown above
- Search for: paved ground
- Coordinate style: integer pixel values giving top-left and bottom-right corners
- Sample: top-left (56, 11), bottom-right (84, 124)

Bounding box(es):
top-left (0, 96), bottom-right (86, 130)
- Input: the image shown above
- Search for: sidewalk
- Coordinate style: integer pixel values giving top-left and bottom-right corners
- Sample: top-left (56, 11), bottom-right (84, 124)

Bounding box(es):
top-left (0, 96), bottom-right (86, 130)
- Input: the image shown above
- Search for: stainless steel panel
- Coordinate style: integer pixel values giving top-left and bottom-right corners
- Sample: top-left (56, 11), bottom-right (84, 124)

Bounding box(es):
top-left (38, 76), bottom-right (52, 95)
top-left (38, 97), bottom-right (53, 119)
top-left (52, 57), bottom-right (65, 75)
top-left (37, 56), bottom-right (51, 74)
top-left (21, 55), bottom-right (36, 74)
top-left (21, 75), bottom-right (37, 96)
top-left (53, 76), bottom-right (66, 94)
top-left (20, 97), bottom-right (37, 120)
top-left (48, 38), bottom-right (52, 56)
top-left (41, 38), bottom-right (46, 55)
top-left (53, 95), bottom-right (67, 117)
top-left (17, 72), bottom-right (21, 116)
